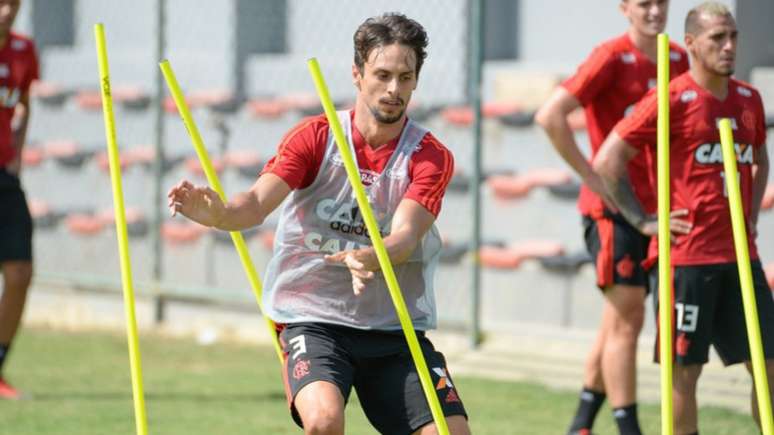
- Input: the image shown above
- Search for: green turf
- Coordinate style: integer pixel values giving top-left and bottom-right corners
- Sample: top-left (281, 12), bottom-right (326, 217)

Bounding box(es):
top-left (1, 327), bottom-right (758, 434)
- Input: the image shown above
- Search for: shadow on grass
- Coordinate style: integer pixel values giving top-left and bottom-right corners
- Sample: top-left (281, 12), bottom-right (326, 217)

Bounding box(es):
top-left (28, 390), bottom-right (287, 402)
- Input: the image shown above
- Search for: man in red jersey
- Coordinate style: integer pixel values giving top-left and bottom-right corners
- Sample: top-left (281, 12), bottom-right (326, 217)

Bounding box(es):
top-left (167, 13), bottom-right (469, 435)
top-left (0, 0), bottom-right (39, 400)
top-left (536, 1), bottom-right (688, 433)
top-left (595, 3), bottom-right (774, 434)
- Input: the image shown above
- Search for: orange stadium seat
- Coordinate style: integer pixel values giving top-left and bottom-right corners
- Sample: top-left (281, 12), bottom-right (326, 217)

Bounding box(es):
top-left (479, 240), bottom-right (565, 270)
top-left (184, 156), bottom-right (226, 178)
top-left (65, 213), bottom-right (106, 236)
top-left (43, 140), bottom-right (94, 169)
top-left (161, 221), bottom-right (209, 245)
top-left (21, 146), bottom-right (44, 167)
top-left (761, 184), bottom-right (774, 211)
top-left (30, 81), bottom-right (69, 106)
top-left (248, 97), bottom-right (289, 119)
top-left (479, 246), bottom-right (523, 269)
top-left (112, 85), bottom-right (150, 110)
top-left (487, 174), bottom-right (532, 199)
top-left (487, 168), bottom-right (571, 200)
top-left (97, 207), bottom-right (149, 238)
top-left (189, 89), bottom-right (240, 113)
top-left (28, 199), bottom-right (63, 229)
top-left (279, 93), bottom-right (322, 115)
top-left (224, 149), bottom-right (263, 179)
top-left (74, 89), bottom-right (103, 110)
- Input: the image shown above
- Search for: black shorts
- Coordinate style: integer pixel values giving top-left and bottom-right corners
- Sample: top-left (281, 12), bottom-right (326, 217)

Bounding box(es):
top-left (650, 262), bottom-right (774, 366)
top-left (278, 322), bottom-right (467, 434)
top-left (583, 214), bottom-right (649, 290)
top-left (0, 169), bottom-right (32, 263)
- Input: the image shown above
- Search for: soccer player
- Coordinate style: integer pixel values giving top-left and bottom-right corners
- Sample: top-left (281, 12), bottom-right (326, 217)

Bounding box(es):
top-left (535, 1), bottom-right (688, 433)
top-left (167, 13), bottom-right (470, 435)
top-left (595, 3), bottom-right (774, 434)
top-left (0, 0), bottom-right (39, 400)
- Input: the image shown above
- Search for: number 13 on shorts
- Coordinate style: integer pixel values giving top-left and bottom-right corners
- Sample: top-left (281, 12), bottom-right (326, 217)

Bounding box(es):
top-left (676, 302), bottom-right (700, 332)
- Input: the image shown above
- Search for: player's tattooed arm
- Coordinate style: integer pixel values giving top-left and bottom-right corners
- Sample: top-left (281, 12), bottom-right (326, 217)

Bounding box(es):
top-left (594, 132), bottom-right (692, 239)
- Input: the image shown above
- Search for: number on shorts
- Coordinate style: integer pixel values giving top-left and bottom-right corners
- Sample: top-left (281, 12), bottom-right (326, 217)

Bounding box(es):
top-left (675, 303), bottom-right (699, 332)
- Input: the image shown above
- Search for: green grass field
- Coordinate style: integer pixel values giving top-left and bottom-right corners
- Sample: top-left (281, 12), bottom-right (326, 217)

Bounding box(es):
top-left (1, 327), bottom-right (758, 434)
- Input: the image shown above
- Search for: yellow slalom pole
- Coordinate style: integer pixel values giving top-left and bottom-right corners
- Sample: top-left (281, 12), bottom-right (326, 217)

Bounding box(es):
top-left (656, 33), bottom-right (674, 435)
top-left (158, 60), bottom-right (283, 364)
top-left (718, 119), bottom-right (774, 434)
top-left (94, 23), bottom-right (149, 435)
top-left (307, 58), bottom-right (450, 435)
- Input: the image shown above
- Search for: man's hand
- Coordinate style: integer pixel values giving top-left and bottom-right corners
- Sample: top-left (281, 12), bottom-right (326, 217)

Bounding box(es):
top-left (167, 179), bottom-right (226, 227)
top-left (637, 209), bottom-right (693, 242)
top-left (324, 250), bottom-right (376, 296)
top-left (583, 171), bottom-right (619, 213)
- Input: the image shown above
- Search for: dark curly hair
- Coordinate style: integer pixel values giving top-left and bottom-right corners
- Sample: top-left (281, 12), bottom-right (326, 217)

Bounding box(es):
top-left (353, 13), bottom-right (429, 77)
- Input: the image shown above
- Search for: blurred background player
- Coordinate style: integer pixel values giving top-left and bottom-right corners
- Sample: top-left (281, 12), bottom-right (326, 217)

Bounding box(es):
top-left (166, 13), bottom-right (470, 435)
top-left (0, 0), bottom-right (38, 400)
top-left (535, 1), bottom-right (688, 433)
top-left (595, 3), bottom-right (774, 434)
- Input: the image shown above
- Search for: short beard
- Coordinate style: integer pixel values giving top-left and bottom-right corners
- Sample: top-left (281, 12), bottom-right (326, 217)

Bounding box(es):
top-left (369, 105), bottom-right (405, 124)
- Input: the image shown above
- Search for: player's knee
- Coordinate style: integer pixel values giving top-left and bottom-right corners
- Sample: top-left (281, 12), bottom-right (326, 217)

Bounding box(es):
top-left (2, 262), bottom-right (32, 291)
top-left (673, 364), bottom-right (702, 392)
top-left (301, 408), bottom-right (344, 435)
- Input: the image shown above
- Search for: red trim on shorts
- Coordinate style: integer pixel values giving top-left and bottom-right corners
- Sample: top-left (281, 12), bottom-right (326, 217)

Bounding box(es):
top-left (596, 219), bottom-right (615, 288)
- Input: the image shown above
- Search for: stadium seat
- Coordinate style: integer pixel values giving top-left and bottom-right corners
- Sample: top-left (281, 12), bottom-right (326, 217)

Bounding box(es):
top-left (487, 175), bottom-right (532, 199)
top-left (478, 246), bottom-right (523, 269)
top-left (538, 250), bottom-right (592, 273)
top-left (65, 213), bottom-right (106, 236)
top-left (161, 221), bottom-right (209, 244)
top-left (113, 86), bottom-right (150, 110)
top-left (164, 95), bottom-right (201, 114)
top-left (185, 156), bottom-right (226, 177)
top-left (21, 146), bottom-right (44, 167)
top-left (478, 240), bottom-right (564, 269)
top-left (189, 89), bottom-right (241, 113)
top-left (97, 208), bottom-right (149, 238)
top-left (406, 103), bottom-right (441, 123)
top-left (213, 227), bottom-right (261, 245)
top-left (224, 150), bottom-right (263, 179)
top-left (28, 199), bottom-right (64, 230)
top-left (279, 93), bottom-right (322, 116)
top-left (488, 168), bottom-right (570, 200)
top-left (498, 111), bottom-right (535, 128)
top-left (74, 89), bottom-right (103, 110)
top-left (761, 183), bottom-right (774, 211)
top-left (547, 179), bottom-right (581, 200)
top-left (30, 81), bottom-right (69, 106)
top-left (43, 140), bottom-right (94, 169)
top-left (247, 97), bottom-right (289, 119)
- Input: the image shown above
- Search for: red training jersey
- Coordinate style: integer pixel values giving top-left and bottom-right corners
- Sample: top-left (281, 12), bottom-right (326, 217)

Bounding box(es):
top-left (261, 111), bottom-right (454, 217)
top-left (616, 73), bottom-right (767, 266)
top-left (0, 32), bottom-right (39, 167)
top-left (562, 33), bottom-right (689, 217)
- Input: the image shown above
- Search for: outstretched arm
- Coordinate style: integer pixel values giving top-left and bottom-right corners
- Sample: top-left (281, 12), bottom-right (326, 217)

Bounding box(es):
top-left (167, 173), bottom-right (292, 231)
top-left (324, 199), bottom-right (435, 295)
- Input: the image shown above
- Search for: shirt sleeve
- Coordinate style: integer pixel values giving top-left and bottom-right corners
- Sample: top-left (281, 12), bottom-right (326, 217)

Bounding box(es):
top-left (614, 89), bottom-right (659, 150)
top-left (561, 45), bottom-right (616, 106)
top-left (404, 133), bottom-right (454, 217)
top-left (260, 116), bottom-right (328, 189)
